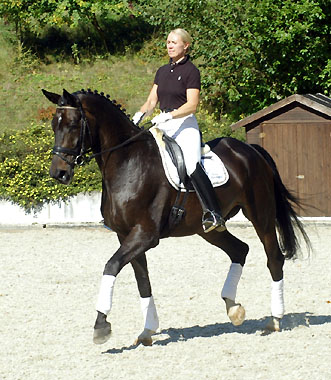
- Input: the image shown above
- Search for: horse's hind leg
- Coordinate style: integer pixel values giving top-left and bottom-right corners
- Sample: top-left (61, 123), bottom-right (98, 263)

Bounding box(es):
top-left (247, 211), bottom-right (285, 332)
top-left (259, 228), bottom-right (285, 332)
top-left (201, 230), bottom-right (249, 326)
top-left (131, 254), bottom-right (159, 346)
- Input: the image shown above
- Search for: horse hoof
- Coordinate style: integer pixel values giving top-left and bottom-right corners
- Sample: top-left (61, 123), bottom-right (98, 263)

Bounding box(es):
top-left (93, 323), bottom-right (112, 345)
top-left (134, 328), bottom-right (154, 346)
top-left (228, 303), bottom-right (246, 326)
top-left (264, 317), bottom-right (281, 333)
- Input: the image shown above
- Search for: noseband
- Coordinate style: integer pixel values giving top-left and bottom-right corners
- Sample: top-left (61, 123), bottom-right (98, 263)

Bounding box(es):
top-left (52, 102), bottom-right (92, 167)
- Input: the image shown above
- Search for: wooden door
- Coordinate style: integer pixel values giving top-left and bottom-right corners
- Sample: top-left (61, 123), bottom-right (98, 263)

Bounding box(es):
top-left (260, 122), bottom-right (331, 216)
top-left (296, 123), bottom-right (331, 216)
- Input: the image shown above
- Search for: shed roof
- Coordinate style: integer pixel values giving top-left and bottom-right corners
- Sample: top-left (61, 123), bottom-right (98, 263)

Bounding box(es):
top-left (231, 94), bottom-right (331, 131)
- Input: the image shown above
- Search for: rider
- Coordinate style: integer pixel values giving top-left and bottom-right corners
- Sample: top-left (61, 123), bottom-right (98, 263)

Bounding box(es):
top-left (132, 28), bottom-right (226, 233)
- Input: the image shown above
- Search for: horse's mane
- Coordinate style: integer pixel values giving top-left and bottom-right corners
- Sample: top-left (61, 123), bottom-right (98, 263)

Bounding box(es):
top-left (72, 88), bottom-right (141, 131)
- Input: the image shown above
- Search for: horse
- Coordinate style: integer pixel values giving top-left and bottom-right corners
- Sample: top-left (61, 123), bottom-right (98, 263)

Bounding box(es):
top-left (42, 88), bottom-right (310, 346)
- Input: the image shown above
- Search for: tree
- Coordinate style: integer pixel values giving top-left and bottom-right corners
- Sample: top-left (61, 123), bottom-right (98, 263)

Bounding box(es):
top-left (2, 0), bottom-right (330, 121)
top-left (133, 0), bottom-right (330, 120)
top-left (0, 0), bottom-right (131, 51)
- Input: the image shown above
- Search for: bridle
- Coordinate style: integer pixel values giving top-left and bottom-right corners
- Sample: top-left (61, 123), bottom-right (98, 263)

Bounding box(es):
top-left (52, 103), bottom-right (92, 167)
top-left (52, 100), bottom-right (152, 168)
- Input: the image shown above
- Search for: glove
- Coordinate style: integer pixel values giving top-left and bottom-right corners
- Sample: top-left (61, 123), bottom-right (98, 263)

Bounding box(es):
top-left (152, 112), bottom-right (173, 125)
top-left (132, 111), bottom-right (145, 125)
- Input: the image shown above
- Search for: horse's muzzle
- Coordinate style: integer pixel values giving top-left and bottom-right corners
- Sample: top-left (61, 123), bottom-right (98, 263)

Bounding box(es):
top-left (50, 167), bottom-right (73, 184)
top-left (50, 157), bottom-right (74, 185)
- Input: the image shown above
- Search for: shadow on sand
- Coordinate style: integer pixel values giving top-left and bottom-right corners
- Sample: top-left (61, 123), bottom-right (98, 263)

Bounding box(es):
top-left (102, 312), bottom-right (331, 355)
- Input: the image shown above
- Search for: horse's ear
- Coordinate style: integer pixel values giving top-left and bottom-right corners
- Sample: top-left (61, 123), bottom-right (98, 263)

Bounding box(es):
top-left (42, 89), bottom-right (61, 105)
top-left (62, 89), bottom-right (79, 107)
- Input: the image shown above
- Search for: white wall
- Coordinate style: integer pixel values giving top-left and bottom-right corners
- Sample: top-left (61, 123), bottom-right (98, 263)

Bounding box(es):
top-left (0, 192), bottom-right (328, 226)
top-left (0, 192), bottom-right (102, 225)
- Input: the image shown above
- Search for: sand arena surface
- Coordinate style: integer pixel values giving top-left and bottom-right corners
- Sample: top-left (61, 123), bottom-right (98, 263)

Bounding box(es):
top-left (0, 223), bottom-right (330, 380)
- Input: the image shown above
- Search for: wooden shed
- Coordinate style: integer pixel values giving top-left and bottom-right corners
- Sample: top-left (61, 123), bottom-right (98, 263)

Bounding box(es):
top-left (231, 94), bottom-right (331, 217)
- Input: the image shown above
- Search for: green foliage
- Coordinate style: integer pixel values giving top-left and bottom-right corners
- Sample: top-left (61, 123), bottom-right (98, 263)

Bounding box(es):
top-left (133, 0), bottom-right (331, 121)
top-left (0, 0), bottom-right (152, 59)
top-left (2, 0), bottom-right (330, 122)
top-left (196, 108), bottom-right (245, 143)
top-left (0, 123), bottom-right (101, 211)
top-left (0, 0), bottom-right (129, 34)
top-left (0, 18), bottom-right (162, 134)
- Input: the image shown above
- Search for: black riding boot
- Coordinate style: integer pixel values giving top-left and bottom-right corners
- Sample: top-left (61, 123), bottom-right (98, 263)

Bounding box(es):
top-left (190, 163), bottom-right (226, 233)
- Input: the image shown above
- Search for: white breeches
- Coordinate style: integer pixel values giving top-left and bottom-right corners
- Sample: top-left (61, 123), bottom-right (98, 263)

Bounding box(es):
top-left (157, 113), bottom-right (201, 175)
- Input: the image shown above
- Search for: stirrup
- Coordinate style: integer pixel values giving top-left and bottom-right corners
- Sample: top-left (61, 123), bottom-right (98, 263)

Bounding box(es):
top-left (202, 211), bottom-right (226, 233)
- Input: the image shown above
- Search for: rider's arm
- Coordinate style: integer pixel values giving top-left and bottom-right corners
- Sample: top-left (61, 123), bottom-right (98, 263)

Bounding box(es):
top-left (140, 84), bottom-right (159, 117)
top-left (170, 88), bottom-right (200, 119)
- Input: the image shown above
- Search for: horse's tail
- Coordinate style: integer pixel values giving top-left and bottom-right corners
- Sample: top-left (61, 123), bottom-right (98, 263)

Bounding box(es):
top-left (251, 144), bottom-right (311, 259)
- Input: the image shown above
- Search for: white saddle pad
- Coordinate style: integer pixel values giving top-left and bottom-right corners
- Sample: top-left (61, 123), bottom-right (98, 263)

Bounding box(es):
top-left (150, 127), bottom-right (229, 191)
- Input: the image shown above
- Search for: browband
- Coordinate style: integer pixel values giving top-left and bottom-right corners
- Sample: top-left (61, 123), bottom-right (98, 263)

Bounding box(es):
top-left (57, 106), bottom-right (78, 110)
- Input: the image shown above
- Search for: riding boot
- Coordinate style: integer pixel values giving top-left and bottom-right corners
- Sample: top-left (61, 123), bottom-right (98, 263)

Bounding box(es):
top-left (190, 163), bottom-right (226, 233)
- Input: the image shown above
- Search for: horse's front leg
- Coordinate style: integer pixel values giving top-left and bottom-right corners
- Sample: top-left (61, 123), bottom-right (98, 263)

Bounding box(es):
top-left (130, 254), bottom-right (159, 346)
top-left (93, 226), bottom-right (159, 345)
top-left (222, 263), bottom-right (246, 326)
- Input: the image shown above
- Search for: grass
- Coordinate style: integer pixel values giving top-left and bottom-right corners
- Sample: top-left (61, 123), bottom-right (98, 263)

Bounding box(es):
top-left (0, 20), bottom-right (164, 133)
top-left (0, 20), bottom-right (244, 141)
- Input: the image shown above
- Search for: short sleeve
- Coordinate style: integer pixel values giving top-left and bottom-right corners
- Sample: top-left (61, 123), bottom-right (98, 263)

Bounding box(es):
top-left (154, 68), bottom-right (161, 85)
top-left (186, 66), bottom-right (201, 90)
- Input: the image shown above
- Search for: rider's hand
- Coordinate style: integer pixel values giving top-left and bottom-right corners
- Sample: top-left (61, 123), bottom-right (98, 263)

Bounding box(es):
top-left (132, 111), bottom-right (145, 125)
top-left (152, 112), bottom-right (173, 125)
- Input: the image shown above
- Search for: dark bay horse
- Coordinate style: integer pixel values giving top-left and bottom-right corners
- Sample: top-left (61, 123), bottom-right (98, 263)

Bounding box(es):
top-left (42, 88), bottom-right (310, 346)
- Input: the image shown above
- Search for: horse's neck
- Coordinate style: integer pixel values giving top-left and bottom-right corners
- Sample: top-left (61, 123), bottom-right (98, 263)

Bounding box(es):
top-left (83, 96), bottom-right (137, 149)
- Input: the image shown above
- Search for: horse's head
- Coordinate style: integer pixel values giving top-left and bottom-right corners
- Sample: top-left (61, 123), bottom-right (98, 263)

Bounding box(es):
top-left (42, 89), bottom-right (90, 184)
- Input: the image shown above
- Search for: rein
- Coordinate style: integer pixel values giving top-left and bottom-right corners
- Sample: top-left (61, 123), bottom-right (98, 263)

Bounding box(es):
top-left (52, 102), bottom-right (153, 167)
top-left (87, 121), bottom-right (153, 163)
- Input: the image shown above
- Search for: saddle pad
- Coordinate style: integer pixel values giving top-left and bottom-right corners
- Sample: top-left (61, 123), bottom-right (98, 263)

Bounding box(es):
top-left (150, 127), bottom-right (229, 191)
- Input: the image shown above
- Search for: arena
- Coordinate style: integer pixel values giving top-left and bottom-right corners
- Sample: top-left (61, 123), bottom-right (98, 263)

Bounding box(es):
top-left (0, 223), bottom-right (330, 379)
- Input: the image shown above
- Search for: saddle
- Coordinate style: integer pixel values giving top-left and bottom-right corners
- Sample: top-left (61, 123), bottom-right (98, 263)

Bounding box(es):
top-left (150, 127), bottom-right (228, 230)
top-left (162, 133), bottom-right (190, 189)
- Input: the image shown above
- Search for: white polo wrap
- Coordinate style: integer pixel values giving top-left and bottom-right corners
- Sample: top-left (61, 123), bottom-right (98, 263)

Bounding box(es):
top-left (271, 279), bottom-right (285, 318)
top-left (96, 275), bottom-right (116, 315)
top-left (221, 263), bottom-right (243, 301)
top-left (140, 296), bottom-right (159, 332)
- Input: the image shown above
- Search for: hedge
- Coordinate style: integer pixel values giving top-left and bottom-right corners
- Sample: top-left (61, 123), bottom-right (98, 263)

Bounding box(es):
top-left (0, 122), bottom-right (102, 211)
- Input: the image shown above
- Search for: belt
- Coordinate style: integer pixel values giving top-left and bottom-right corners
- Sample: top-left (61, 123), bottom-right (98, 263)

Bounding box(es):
top-left (162, 108), bottom-right (175, 113)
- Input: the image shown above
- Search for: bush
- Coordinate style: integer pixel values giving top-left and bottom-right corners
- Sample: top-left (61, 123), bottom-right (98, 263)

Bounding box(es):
top-left (0, 123), bottom-right (102, 211)
top-left (196, 108), bottom-right (245, 143)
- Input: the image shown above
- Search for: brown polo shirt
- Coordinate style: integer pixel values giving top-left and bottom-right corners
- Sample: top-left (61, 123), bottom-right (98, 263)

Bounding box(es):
top-left (154, 55), bottom-right (201, 111)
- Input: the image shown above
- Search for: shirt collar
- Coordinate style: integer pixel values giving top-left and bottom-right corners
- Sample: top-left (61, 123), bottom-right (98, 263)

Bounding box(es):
top-left (170, 55), bottom-right (190, 66)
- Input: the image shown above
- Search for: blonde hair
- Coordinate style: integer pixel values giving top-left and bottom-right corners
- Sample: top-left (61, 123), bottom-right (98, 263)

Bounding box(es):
top-left (170, 28), bottom-right (192, 52)
top-left (171, 28), bottom-right (192, 45)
